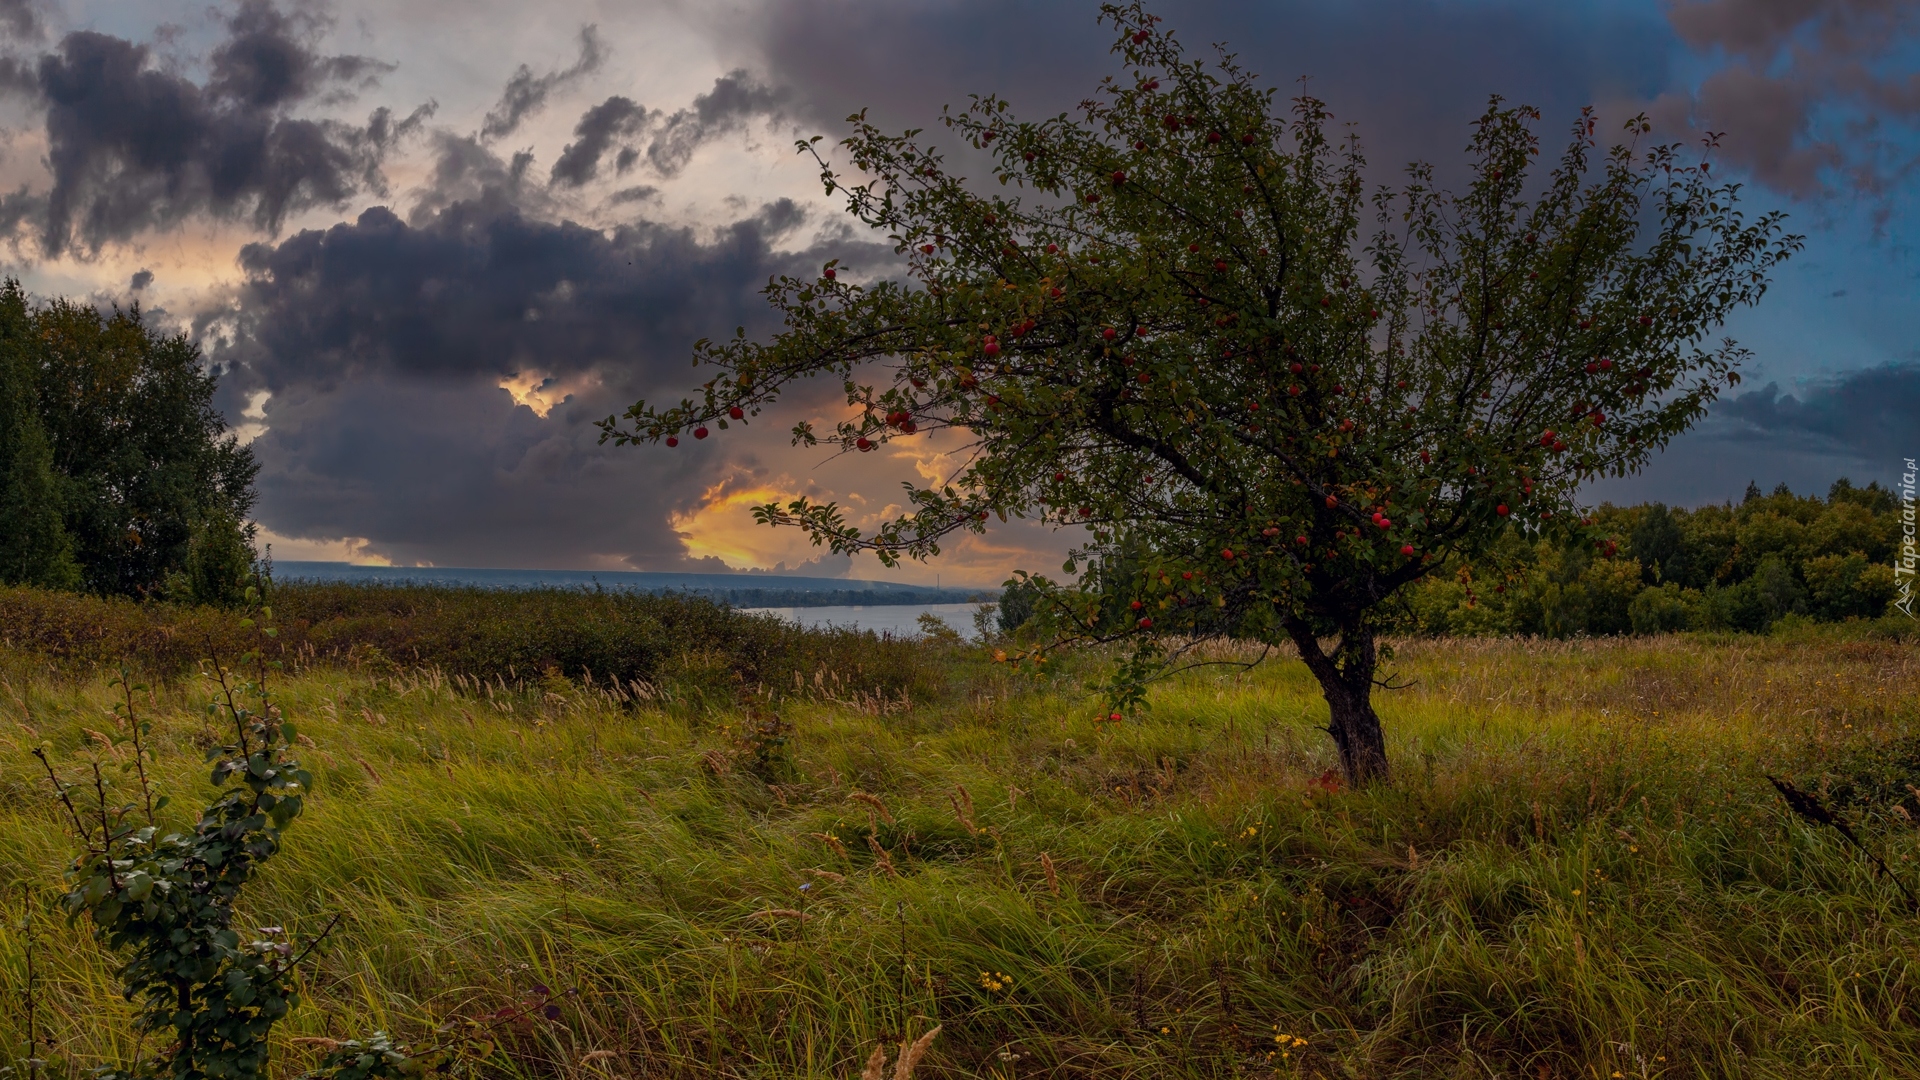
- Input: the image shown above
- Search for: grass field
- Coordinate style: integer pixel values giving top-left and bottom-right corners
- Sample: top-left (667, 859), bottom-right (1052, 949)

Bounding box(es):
top-left (5, 627), bottom-right (1920, 1078)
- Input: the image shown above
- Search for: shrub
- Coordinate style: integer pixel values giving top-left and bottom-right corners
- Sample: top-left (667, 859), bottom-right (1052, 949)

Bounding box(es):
top-left (0, 581), bottom-right (947, 702)
top-left (1805, 552), bottom-right (1897, 620)
top-left (1629, 582), bottom-right (1696, 633)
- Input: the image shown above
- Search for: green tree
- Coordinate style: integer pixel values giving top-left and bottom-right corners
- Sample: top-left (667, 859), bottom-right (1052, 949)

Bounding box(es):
top-left (602, 4), bottom-right (1799, 784)
top-left (0, 284), bottom-right (82, 589)
top-left (1630, 502), bottom-right (1685, 584)
top-left (7, 280), bottom-right (258, 599)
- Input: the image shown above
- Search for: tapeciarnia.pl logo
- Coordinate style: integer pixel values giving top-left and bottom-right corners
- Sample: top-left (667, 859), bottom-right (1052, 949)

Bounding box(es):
top-left (1897, 457), bottom-right (1916, 619)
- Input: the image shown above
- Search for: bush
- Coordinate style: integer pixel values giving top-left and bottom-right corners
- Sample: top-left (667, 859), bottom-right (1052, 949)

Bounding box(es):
top-left (1805, 552), bottom-right (1898, 620)
top-left (1629, 583), bottom-right (1696, 634)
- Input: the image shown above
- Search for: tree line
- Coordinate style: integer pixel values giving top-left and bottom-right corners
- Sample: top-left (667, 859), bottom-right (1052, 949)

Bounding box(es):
top-left (1402, 479), bottom-right (1905, 635)
top-left (0, 280), bottom-right (258, 604)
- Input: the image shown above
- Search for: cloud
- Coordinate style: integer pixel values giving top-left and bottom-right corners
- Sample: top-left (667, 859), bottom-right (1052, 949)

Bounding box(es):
top-left (547, 71), bottom-right (787, 189)
top-left (645, 70), bottom-right (787, 175)
top-left (206, 0), bottom-right (390, 109)
top-left (201, 178), bottom-right (885, 569)
top-left (550, 95), bottom-right (651, 187)
top-left (1653, 0), bottom-right (1920, 201)
top-left (24, 3), bottom-right (428, 256)
top-left (478, 25), bottom-right (605, 141)
top-left (1712, 361), bottom-right (1920, 463)
top-left (0, 0), bottom-right (39, 39)
top-left (724, 0), bottom-right (1669, 185)
top-left (129, 267), bottom-right (151, 291)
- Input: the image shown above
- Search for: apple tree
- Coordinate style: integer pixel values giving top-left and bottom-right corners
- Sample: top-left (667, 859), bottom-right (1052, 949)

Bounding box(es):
top-left (600, 2), bottom-right (1799, 785)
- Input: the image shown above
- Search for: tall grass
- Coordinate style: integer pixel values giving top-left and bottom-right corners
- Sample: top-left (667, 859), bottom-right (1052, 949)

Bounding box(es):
top-left (3, 630), bottom-right (1919, 1077)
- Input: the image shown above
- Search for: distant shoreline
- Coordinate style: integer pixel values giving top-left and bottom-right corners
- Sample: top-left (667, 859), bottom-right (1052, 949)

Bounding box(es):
top-left (271, 561), bottom-right (999, 609)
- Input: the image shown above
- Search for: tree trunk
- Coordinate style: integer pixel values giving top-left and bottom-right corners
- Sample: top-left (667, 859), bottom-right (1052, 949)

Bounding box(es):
top-left (1284, 620), bottom-right (1390, 787)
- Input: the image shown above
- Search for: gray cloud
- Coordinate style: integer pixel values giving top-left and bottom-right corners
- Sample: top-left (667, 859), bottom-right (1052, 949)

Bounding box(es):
top-left (206, 0), bottom-right (389, 109)
top-left (478, 24), bottom-right (604, 141)
top-left (1712, 361), bottom-right (1920, 463)
top-left (547, 71), bottom-right (786, 189)
top-left (550, 95), bottom-right (651, 187)
top-left (0, 0), bottom-right (39, 39)
top-left (25, 3), bottom-right (428, 256)
top-left (645, 70), bottom-right (787, 175)
top-left (729, 0), bottom-right (1669, 187)
top-left (204, 179), bottom-right (881, 567)
top-left (1654, 0), bottom-right (1920, 201)
top-left (1586, 362), bottom-right (1920, 506)
top-left (129, 268), bottom-right (151, 291)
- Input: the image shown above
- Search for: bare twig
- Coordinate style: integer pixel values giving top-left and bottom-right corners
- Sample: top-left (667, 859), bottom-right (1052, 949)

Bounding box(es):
top-left (1768, 775), bottom-right (1920, 912)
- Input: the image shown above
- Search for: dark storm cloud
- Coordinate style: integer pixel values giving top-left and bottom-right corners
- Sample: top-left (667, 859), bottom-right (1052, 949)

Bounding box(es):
top-left (205, 185), bottom-right (883, 567)
top-left (129, 268), bottom-right (152, 291)
top-left (1655, 0), bottom-right (1920, 201)
top-left (1712, 362), bottom-right (1920, 463)
top-left (26, 3), bottom-right (428, 256)
top-left (1586, 361), bottom-right (1920, 505)
top-left (645, 71), bottom-right (788, 175)
top-left (548, 72), bottom-right (787, 189)
top-left (478, 25), bottom-right (605, 141)
top-left (734, 0), bottom-right (1670, 185)
top-left (0, 0), bottom-right (39, 39)
top-left (217, 195), bottom-right (816, 387)
top-left (206, 0), bottom-right (389, 109)
top-left (550, 95), bottom-right (651, 187)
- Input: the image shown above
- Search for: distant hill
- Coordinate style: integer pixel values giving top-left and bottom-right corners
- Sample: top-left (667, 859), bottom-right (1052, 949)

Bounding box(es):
top-left (271, 562), bottom-right (997, 608)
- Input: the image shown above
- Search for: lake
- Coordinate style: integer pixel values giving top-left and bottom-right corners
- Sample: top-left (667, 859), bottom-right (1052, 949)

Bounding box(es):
top-left (738, 602), bottom-right (992, 640)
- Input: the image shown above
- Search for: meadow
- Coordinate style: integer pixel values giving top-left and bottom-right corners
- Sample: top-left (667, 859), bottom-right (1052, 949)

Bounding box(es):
top-left (4, 591), bottom-right (1920, 1078)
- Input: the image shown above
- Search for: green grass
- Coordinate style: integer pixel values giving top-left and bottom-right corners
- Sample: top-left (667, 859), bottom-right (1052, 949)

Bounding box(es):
top-left (4, 630), bottom-right (1920, 1078)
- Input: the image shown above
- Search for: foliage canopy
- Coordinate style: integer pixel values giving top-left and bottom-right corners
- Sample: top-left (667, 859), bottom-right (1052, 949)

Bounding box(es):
top-left (604, 3), bottom-right (1800, 782)
top-left (0, 280), bottom-right (257, 603)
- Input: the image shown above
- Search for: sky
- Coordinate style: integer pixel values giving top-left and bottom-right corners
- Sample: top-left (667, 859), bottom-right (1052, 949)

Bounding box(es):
top-left (0, 0), bottom-right (1915, 585)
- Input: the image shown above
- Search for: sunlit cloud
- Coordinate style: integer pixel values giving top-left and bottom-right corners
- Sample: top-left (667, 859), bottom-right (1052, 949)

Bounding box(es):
top-left (670, 473), bottom-right (835, 572)
top-left (254, 526), bottom-right (393, 565)
top-left (498, 369), bottom-right (599, 418)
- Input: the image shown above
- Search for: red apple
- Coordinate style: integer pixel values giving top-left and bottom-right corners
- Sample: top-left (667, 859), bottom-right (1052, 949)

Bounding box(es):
top-left (665, 436), bottom-right (678, 447)
top-left (823, 268), bottom-right (836, 280)
top-left (1496, 504), bottom-right (1509, 516)
top-left (1221, 548), bottom-right (1235, 560)
top-left (729, 406), bottom-right (745, 420)
top-left (855, 437), bottom-right (873, 451)
top-left (694, 427), bottom-right (709, 439)
top-left (1401, 545), bottom-right (1415, 556)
